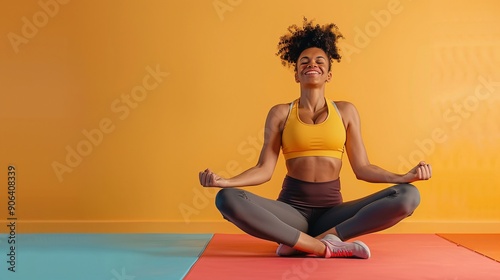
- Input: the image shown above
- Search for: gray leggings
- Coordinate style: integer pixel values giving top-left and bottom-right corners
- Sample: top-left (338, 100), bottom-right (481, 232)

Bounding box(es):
top-left (215, 183), bottom-right (420, 246)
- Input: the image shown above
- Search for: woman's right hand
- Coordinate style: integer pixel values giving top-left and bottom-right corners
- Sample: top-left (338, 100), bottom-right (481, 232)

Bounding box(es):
top-left (199, 168), bottom-right (228, 188)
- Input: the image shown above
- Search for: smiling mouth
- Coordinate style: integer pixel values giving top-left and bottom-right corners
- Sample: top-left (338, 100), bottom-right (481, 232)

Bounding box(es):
top-left (304, 70), bottom-right (321, 75)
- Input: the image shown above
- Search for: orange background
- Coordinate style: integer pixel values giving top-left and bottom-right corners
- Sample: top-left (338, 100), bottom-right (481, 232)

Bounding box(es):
top-left (0, 0), bottom-right (499, 233)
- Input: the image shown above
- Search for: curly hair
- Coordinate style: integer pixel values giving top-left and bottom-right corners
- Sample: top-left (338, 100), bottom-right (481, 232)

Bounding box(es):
top-left (276, 18), bottom-right (344, 70)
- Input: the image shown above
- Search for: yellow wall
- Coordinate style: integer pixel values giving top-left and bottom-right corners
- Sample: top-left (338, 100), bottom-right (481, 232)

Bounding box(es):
top-left (1, 0), bottom-right (499, 233)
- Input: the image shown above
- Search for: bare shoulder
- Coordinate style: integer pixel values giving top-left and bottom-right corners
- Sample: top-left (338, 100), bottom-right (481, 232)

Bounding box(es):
top-left (270, 102), bottom-right (291, 113)
top-left (267, 102), bottom-right (293, 130)
top-left (268, 102), bottom-right (291, 119)
top-left (333, 101), bottom-right (359, 119)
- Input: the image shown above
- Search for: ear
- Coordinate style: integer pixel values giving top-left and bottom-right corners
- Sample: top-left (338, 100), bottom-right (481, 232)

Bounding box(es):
top-left (326, 71), bottom-right (332, 83)
top-left (294, 71), bottom-right (300, 83)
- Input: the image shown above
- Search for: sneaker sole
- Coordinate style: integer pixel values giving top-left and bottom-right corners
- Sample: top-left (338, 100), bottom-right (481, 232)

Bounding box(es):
top-left (352, 240), bottom-right (371, 259)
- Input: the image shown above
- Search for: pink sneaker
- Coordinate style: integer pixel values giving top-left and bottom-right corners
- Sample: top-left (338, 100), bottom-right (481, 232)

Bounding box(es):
top-left (276, 244), bottom-right (307, 257)
top-left (320, 234), bottom-right (371, 259)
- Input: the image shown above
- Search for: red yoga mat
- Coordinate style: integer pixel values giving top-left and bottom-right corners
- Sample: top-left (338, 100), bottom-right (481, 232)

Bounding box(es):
top-left (185, 233), bottom-right (500, 280)
top-left (438, 233), bottom-right (500, 262)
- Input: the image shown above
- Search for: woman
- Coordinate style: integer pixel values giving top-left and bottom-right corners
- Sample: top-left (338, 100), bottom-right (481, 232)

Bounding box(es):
top-left (198, 18), bottom-right (432, 259)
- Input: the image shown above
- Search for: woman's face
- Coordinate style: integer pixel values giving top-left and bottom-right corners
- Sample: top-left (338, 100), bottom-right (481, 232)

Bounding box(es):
top-left (295, 47), bottom-right (332, 85)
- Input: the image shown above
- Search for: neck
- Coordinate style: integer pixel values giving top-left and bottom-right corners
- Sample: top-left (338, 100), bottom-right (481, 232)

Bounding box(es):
top-left (299, 87), bottom-right (326, 111)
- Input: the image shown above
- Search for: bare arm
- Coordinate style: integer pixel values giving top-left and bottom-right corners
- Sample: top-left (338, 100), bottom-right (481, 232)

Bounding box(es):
top-left (340, 102), bottom-right (432, 184)
top-left (199, 104), bottom-right (286, 188)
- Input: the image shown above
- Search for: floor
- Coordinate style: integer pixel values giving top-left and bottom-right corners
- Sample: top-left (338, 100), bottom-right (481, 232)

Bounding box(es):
top-left (0, 233), bottom-right (498, 280)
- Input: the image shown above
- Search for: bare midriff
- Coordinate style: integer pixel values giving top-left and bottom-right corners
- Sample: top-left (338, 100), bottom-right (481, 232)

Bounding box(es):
top-left (285, 156), bottom-right (342, 183)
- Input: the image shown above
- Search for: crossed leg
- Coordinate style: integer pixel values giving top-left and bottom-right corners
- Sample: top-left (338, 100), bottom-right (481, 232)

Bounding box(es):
top-left (214, 183), bottom-right (420, 257)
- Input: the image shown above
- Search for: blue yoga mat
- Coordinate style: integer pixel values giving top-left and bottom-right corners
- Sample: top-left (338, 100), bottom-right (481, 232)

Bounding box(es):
top-left (0, 233), bottom-right (212, 280)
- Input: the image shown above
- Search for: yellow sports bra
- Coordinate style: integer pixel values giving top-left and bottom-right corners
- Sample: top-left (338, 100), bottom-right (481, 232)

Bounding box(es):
top-left (282, 98), bottom-right (346, 160)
